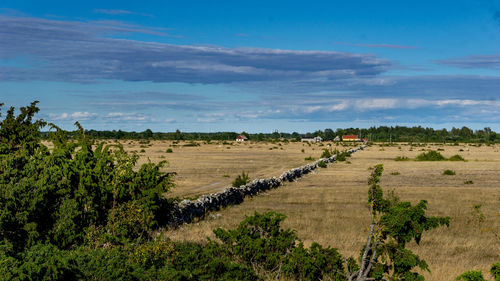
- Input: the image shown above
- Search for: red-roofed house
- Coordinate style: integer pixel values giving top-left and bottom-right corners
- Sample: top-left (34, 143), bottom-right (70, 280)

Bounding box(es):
top-left (236, 135), bottom-right (248, 142)
top-left (342, 135), bottom-right (359, 142)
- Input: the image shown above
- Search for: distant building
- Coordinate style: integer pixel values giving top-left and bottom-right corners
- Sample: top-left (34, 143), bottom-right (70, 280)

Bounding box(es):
top-left (301, 136), bottom-right (323, 143)
top-left (362, 138), bottom-right (369, 142)
top-left (333, 136), bottom-right (341, 142)
top-left (342, 135), bottom-right (359, 142)
top-left (236, 135), bottom-right (248, 142)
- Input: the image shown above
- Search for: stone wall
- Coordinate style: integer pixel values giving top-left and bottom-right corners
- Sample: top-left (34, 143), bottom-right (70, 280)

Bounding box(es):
top-left (168, 145), bottom-right (365, 226)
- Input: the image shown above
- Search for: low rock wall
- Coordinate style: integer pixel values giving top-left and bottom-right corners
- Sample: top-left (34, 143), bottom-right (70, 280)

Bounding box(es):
top-left (168, 145), bottom-right (365, 226)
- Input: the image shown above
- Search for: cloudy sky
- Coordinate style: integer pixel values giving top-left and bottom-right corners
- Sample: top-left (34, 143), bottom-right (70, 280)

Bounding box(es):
top-left (1, 0), bottom-right (500, 132)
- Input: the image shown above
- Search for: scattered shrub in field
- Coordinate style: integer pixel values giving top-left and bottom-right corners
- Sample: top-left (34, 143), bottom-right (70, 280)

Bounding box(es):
top-left (416, 150), bottom-right (446, 161)
top-left (437, 148), bottom-right (444, 151)
top-left (390, 171), bottom-right (401, 175)
top-left (394, 156), bottom-right (409, 161)
top-left (317, 161), bottom-right (327, 168)
top-left (183, 141), bottom-right (200, 147)
top-left (166, 148), bottom-right (173, 153)
top-left (304, 156), bottom-right (315, 161)
top-left (449, 154), bottom-right (466, 161)
top-left (459, 262), bottom-right (500, 281)
top-left (222, 174), bottom-right (230, 178)
top-left (333, 149), bottom-right (349, 161)
top-left (464, 180), bottom-right (474, 184)
top-left (301, 149), bottom-right (305, 153)
top-left (140, 148), bottom-right (146, 153)
top-left (232, 171), bottom-right (249, 187)
top-left (443, 169), bottom-right (456, 175)
top-left (320, 148), bottom-right (332, 158)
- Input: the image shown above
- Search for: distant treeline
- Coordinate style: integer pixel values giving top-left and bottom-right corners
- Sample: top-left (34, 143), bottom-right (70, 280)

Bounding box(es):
top-left (41, 126), bottom-right (498, 143)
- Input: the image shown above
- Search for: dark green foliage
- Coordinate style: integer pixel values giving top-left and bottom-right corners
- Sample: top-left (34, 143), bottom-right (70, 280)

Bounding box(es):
top-left (333, 148), bottom-right (350, 161)
top-left (232, 171), bottom-right (249, 187)
top-left (394, 156), bottom-right (409, 161)
top-left (183, 141), bottom-right (200, 147)
top-left (43, 125), bottom-right (500, 143)
top-left (443, 169), bottom-right (456, 175)
top-left (0, 103), bottom-right (174, 268)
top-left (166, 148), bottom-right (173, 153)
top-left (456, 271), bottom-right (485, 281)
top-left (416, 150), bottom-right (446, 161)
top-left (321, 148), bottom-right (332, 158)
top-left (214, 211), bottom-right (345, 280)
top-left (449, 154), bottom-right (466, 161)
top-left (317, 161), bottom-right (327, 168)
top-left (457, 263), bottom-right (500, 281)
top-left (492, 263), bottom-right (500, 281)
top-left (305, 156), bottom-right (315, 161)
top-left (352, 164), bottom-right (450, 280)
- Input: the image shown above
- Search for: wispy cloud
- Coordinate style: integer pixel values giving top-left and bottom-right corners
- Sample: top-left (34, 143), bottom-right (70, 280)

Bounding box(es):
top-left (334, 42), bottom-right (418, 49)
top-left (435, 54), bottom-right (500, 70)
top-left (93, 9), bottom-right (154, 18)
top-left (49, 112), bottom-right (98, 120)
top-left (0, 15), bottom-right (390, 84)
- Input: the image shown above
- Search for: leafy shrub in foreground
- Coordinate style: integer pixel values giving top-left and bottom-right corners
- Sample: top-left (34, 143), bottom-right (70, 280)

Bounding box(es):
top-left (0, 102), bottom-right (173, 254)
top-left (214, 211), bottom-right (345, 280)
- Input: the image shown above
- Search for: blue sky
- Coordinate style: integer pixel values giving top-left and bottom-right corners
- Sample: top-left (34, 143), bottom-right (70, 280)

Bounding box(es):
top-left (1, 0), bottom-right (499, 132)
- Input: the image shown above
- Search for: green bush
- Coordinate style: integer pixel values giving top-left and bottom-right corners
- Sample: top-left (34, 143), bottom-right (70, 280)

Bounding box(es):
top-left (456, 270), bottom-right (486, 281)
top-left (443, 169), bottom-right (456, 175)
top-left (304, 156), bottom-right (315, 161)
top-left (318, 161), bottom-right (327, 168)
top-left (214, 212), bottom-right (344, 280)
top-left (0, 102), bottom-right (173, 253)
top-left (449, 154), bottom-right (466, 161)
top-left (183, 141), bottom-right (200, 147)
top-left (394, 156), bottom-right (410, 161)
top-left (232, 171), bottom-right (249, 187)
top-left (416, 150), bottom-right (446, 161)
top-left (166, 148), bottom-right (173, 153)
top-left (321, 148), bottom-right (332, 158)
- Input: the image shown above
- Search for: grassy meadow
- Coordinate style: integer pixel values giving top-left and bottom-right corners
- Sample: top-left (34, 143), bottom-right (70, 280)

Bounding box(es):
top-left (118, 140), bottom-right (499, 281)
top-left (42, 139), bottom-right (499, 279)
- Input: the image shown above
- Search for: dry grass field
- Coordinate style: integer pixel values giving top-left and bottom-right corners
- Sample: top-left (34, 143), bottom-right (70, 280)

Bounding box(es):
top-left (45, 139), bottom-right (499, 279)
top-left (120, 140), bottom-right (345, 198)
top-left (153, 141), bottom-right (498, 281)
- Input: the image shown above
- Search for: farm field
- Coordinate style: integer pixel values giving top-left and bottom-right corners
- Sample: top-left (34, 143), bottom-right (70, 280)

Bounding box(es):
top-left (151, 142), bottom-right (500, 281)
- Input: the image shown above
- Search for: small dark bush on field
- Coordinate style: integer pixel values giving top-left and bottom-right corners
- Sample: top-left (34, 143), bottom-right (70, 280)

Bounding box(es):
top-left (232, 171), bottom-right (250, 187)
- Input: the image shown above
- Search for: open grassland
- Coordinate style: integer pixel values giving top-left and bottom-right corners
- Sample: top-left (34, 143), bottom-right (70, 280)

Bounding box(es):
top-left (120, 140), bottom-right (352, 198)
top-left (157, 142), bottom-right (499, 281)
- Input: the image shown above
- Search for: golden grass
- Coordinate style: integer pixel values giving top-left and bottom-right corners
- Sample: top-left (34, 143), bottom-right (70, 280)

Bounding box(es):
top-left (121, 140), bottom-right (348, 198)
top-left (160, 143), bottom-right (499, 280)
top-left (43, 139), bottom-right (499, 279)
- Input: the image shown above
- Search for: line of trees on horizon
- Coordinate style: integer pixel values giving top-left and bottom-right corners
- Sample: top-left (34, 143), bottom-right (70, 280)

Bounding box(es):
top-left (41, 125), bottom-right (498, 143)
